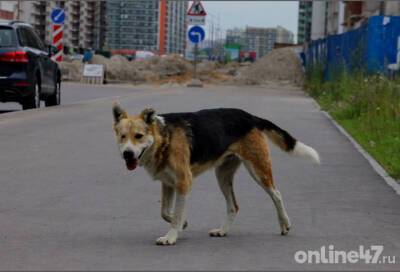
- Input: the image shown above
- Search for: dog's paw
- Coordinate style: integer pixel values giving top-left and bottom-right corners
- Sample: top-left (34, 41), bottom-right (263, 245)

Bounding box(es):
top-left (156, 229), bottom-right (178, 246)
top-left (156, 236), bottom-right (176, 245)
top-left (209, 228), bottom-right (227, 237)
top-left (280, 220), bottom-right (291, 236)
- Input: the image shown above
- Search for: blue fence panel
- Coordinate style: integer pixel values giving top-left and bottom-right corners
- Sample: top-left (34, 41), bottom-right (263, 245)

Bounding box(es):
top-left (304, 15), bottom-right (400, 78)
top-left (367, 16), bottom-right (400, 72)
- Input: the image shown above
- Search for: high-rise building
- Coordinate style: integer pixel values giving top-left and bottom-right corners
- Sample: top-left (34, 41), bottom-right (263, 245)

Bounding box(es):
top-left (93, 1), bottom-right (107, 51)
top-left (4, 0), bottom-right (187, 54)
top-left (297, 1), bottom-right (312, 44)
top-left (165, 1), bottom-right (187, 54)
top-left (225, 25), bottom-right (294, 59)
top-left (304, 0), bottom-right (400, 42)
top-left (4, 1), bottom-right (98, 51)
top-left (226, 28), bottom-right (246, 48)
top-left (245, 26), bottom-right (294, 58)
top-left (105, 0), bottom-right (187, 54)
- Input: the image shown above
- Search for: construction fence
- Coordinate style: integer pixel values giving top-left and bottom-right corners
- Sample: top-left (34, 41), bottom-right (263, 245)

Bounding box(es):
top-left (304, 16), bottom-right (400, 78)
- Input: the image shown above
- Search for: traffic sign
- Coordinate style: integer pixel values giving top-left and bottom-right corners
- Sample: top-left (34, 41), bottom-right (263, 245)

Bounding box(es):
top-left (51, 8), bottom-right (65, 24)
top-left (187, 1), bottom-right (207, 16)
top-left (188, 25), bottom-right (205, 44)
top-left (188, 16), bottom-right (205, 26)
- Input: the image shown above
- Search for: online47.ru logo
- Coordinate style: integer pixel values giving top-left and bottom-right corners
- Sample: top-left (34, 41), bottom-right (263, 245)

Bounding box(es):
top-left (294, 245), bottom-right (396, 264)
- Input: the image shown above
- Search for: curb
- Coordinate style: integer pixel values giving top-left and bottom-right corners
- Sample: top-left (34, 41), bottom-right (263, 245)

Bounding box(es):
top-left (321, 111), bottom-right (400, 195)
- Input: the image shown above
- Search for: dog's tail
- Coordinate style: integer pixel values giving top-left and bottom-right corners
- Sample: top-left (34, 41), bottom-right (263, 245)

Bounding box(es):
top-left (255, 117), bottom-right (320, 164)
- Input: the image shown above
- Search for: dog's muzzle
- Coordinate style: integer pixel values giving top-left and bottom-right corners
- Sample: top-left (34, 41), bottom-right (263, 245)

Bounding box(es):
top-left (123, 150), bottom-right (138, 171)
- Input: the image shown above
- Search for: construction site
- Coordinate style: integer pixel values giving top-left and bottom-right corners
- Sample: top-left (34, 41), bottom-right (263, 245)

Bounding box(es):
top-left (60, 46), bottom-right (304, 87)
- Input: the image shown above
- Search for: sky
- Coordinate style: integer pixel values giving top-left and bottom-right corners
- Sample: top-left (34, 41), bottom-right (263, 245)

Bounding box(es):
top-left (198, 1), bottom-right (299, 41)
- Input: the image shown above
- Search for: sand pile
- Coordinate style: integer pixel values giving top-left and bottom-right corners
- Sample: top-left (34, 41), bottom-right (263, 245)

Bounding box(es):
top-left (234, 47), bottom-right (304, 86)
top-left (59, 60), bottom-right (82, 81)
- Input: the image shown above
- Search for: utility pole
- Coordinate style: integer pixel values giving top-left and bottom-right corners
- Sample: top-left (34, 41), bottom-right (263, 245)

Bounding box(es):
top-left (17, 0), bottom-right (21, 20)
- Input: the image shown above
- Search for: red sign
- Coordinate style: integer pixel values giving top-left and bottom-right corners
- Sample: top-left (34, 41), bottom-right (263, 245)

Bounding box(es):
top-left (187, 1), bottom-right (207, 16)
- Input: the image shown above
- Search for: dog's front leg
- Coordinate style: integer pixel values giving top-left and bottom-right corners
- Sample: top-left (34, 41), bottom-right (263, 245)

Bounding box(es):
top-left (161, 183), bottom-right (174, 223)
top-left (157, 129), bottom-right (191, 245)
top-left (156, 192), bottom-right (188, 245)
top-left (161, 183), bottom-right (189, 229)
top-left (156, 170), bottom-right (191, 245)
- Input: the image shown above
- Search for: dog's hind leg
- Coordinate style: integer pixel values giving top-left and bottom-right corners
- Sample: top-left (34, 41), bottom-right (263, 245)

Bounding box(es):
top-left (234, 129), bottom-right (291, 235)
top-left (209, 155), bottom-right (241, 237)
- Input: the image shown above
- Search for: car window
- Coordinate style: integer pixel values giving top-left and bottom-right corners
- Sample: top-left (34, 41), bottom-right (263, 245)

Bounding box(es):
top-left (17, 28), bottom-right (28, 47)
top-left (29, 29), bottom-right (45, 51)
top-left (18, 27), bottom-right (44, 51)
top-left (0, 27), bottom-right (15, 47)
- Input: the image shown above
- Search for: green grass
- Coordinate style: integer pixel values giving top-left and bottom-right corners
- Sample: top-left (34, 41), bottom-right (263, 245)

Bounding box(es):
top-left (305, 67), bottom-right (400, 179)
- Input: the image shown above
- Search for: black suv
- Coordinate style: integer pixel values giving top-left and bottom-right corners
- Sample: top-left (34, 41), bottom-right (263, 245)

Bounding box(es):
top-left (0, 21), bottom-right (61, 110)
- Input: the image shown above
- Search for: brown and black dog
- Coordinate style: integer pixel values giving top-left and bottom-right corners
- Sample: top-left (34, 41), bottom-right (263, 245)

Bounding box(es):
top-left (112, 104), bottom-right (320, 245)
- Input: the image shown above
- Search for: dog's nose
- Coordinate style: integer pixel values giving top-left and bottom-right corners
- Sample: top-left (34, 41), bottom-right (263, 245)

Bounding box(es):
top-left (123, 150), bottom-right (134, 160)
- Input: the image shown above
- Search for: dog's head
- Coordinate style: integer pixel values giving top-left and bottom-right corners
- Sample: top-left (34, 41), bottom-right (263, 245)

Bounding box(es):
top-left (112, 103), bottom-right (157, 171)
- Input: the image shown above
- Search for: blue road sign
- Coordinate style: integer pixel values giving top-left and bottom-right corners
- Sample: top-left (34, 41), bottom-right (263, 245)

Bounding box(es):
top-left (51, 8), bottom-right (65, 24)
top-left (188, 25), bottom-right (205, 44)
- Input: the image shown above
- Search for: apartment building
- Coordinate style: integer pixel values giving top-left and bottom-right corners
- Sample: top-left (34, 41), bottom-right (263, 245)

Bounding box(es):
top-left (297, 1), bottom-right (312, 44)
top-left (245, 26), bottom-right (294, 58)
top-left (165, 1), bottom-right (187, 54)
top-left (3, 0), bottom-right (187, 54)
top-left (302, 0), bottom-right (400, 43)
top-left (2, 1), bottom-right (97, 51)
top-left (226, 28), bottom-right (246, 48)
top-left (105, 0), bottom-right (187, 54)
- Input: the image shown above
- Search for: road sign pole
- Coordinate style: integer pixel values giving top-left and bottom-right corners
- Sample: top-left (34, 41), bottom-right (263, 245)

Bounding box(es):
top-left (194, 43), bottom-right (198, 80)
top-left (188, 40), bottom-right (203, 87)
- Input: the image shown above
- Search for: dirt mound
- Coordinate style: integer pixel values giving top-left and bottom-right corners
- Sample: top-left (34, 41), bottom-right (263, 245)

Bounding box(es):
top-left (59, 60), bottom-right (82, 81)
top-left (234, 47), bottom-right (304, 86)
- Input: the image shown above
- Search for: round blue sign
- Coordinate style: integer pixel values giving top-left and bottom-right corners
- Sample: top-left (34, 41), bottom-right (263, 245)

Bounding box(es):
top-left (51, 8), bottom-right (65, 24)
top-left (188, 25), bottom-right (205, 44)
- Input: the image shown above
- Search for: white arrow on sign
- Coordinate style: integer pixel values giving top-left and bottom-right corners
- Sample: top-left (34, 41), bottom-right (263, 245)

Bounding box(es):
top-left (54, 10), bottom-right (64, 21)
top-left (191, 31), bottom-right (203, 43)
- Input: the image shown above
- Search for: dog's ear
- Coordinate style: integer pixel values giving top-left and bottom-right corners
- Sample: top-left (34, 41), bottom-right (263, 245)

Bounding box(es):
top-left (140, 108), bottom-right (156, 124)
top-left (113, 102), bottom-right (127, 123)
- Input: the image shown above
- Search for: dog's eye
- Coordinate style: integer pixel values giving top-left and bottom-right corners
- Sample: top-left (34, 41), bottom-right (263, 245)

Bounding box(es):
top-left (135, 133), bottom-right (144, 140)
top-left (121, 135), bottom-right (127, 140)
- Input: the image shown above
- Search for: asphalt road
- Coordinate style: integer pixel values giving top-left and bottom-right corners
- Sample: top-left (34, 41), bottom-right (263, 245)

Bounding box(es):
top-left (0, 82), bottom-right (146, 113)
top-left (0, 83), bottom-right (399, 270)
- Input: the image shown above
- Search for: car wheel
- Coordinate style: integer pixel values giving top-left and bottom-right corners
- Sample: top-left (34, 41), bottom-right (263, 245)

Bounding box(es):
top-left (22, 80), bottom-right (40, 110)
top-left (45, 81), bottom-right (61, 107)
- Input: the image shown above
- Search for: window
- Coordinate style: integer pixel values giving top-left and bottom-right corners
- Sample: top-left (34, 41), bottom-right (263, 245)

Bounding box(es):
top-left (0, 27), bottom-right (15, 47)
top-left (18, 27), bottom-right (45, 51)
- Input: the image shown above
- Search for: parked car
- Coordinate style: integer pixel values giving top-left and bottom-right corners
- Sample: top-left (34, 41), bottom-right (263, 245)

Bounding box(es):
top-left (0, 21), bottom-right (61, 110)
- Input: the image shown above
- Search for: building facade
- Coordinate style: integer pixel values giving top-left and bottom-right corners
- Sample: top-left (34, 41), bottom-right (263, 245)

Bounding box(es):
top-left (2, 0), bottom-right (187, 54)
top-left (105, 0), bottom-right (159, 51)
top-left (302, 0), bottom-right (400, 43)
top-left (226, 28), bottom-right (246, 48)
top-left (165, 1), bottom-right (187, 54)
top-left (3, 1), bottom-right (98, 51)
top-left (297, 1), bottom-right (312, 44)
top-left (245, 26), bottom-right (294, 58)
top-left (0, 2), bottom-right (14, 21)
top-left (225, 25), bottom-right (294, 59)
top-left (105, 0), bottom-right (187, 54)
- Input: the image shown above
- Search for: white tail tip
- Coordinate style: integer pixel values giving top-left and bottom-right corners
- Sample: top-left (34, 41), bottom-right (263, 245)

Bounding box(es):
top-left (292, 141), bottom-right (320, 164)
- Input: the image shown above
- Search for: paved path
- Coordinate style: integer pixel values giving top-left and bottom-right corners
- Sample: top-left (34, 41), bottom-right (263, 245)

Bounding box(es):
top-left (0, 84), bottom-right (398, 270)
